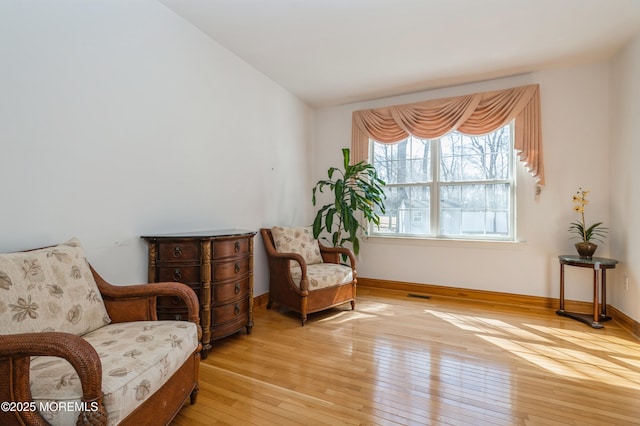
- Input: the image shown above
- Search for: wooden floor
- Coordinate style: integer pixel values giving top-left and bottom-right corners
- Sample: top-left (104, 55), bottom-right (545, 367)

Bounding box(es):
top-left (172, 287), bottom-right (640, 425)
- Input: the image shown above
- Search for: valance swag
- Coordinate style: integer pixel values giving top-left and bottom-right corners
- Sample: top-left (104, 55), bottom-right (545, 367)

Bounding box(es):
top-left (351, 84), bottom-right (544, 186)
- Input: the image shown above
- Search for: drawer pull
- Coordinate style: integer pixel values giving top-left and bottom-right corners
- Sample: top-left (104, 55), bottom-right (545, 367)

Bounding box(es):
top-left (173, 269), bottom-right (182, 281)
top-left (173, 246), bottom-right (183, 258)
top-left (234, 263), bottom-right (240, 273)
top-left (234, 241), bottom-right (241, 253)
top-left (234, 283), bottom-right (241, 294)
top-left (234, 303), bottom-right (240, 315)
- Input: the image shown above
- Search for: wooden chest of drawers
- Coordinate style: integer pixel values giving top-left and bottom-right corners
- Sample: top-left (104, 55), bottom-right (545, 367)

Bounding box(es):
top-left (141, 230), bottom-right (256, 358)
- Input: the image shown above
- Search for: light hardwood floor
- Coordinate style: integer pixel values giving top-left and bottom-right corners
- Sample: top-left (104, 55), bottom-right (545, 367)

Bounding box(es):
top-left (172, 287), bottom-right (640, 425)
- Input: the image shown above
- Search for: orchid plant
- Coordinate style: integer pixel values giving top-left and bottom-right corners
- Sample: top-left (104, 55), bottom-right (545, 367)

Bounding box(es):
top-left (568, 188), bottom-right (607, 243)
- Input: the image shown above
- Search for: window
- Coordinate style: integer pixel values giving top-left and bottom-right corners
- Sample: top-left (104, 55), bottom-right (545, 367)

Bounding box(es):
top-left (371, 123), bottom-right (514, 240)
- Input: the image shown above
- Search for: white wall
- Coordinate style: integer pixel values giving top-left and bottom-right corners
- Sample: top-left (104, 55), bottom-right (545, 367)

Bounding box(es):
top-left (0, 1), bottom-right (314, 296)
top-left (314, 62), bottom-right (613, 303)
top-left (610, 33), bottom-right (640, 322)
top-left (2, 1), bottom-right (634, 320)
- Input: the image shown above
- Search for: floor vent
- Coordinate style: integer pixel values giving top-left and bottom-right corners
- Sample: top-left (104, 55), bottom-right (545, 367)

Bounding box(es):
top-left (407, 293), bottom-right (431, 300)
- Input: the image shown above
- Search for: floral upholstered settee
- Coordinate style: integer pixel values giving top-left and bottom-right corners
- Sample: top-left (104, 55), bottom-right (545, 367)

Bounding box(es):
top-left (0, 238), bottom-right (201, 426)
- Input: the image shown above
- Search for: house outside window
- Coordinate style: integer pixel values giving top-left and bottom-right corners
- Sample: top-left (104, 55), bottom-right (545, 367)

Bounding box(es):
top-left (370, 123), bottom-right (515, 240)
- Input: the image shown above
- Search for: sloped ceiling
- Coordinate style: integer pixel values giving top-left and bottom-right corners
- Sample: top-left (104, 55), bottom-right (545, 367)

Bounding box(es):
top-left (158, 0), bottom-right (640, 107)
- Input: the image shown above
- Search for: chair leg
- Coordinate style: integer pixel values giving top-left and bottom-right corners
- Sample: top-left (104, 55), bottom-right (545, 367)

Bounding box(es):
top-left (350, 300), bottom-right (355, 310)
top-left (300, 297), bottom-right (308, 326)
top-left (190, 384), bottom-right (199, 405)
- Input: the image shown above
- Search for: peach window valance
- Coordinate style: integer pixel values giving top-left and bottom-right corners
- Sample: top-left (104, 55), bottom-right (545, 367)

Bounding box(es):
top-left (351, 84), bottom-right (544, 186)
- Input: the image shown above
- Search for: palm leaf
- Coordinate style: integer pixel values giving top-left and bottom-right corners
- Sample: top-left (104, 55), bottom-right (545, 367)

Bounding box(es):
top-left (311, 148), bottom-right (387, 255)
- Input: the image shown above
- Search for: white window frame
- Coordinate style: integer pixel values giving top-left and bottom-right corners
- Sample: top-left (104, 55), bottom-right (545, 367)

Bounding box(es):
top-left (369, 122), bottom-right (516, 241)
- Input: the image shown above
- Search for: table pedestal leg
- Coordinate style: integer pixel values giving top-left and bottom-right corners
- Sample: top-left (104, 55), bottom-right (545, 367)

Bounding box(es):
top-left (600, 270), bottom-right (611, 321)
top-left (593, 268), bottom-right (599, 325)
top-left (559, 263), bottom-right (565, 311)
top-left (556, 256), bottom-right (617, 329)
top-left (556, 262), bottom-right (604, 329)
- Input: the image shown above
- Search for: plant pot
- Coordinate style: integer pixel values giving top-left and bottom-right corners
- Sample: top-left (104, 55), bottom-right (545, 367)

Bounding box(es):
top-left (575, 242), bottom-right (597, 259)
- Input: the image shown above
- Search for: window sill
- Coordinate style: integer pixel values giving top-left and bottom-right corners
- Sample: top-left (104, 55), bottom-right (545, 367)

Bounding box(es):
top-left (364, 234), bottom-right (527, 250)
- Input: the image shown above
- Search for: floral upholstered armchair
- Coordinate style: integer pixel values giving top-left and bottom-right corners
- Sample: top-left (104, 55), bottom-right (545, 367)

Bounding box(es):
top-left (260, 227), bottom-right (357, 325)
top-left (0, 238), bottom-right (201, 426)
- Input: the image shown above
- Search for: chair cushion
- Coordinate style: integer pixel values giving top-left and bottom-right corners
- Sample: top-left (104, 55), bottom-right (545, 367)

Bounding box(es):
top-left (271, 226), bottom-right (323, 265)
top-left (0, 238), bottom-right (111, 336)
top-left (290, 263), bottom-right (353, 289)
top-left (29, 320), bottom-right (199, 426)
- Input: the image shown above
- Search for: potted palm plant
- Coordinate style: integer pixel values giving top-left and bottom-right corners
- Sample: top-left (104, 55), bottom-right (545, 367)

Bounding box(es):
top-left (312, 148), bottom-right (386, 255)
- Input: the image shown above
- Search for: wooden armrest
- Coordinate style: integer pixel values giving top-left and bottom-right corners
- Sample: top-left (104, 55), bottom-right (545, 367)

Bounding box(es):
top-left (0, 332), bottom-right (107, 425)
top-left (270, 251), bottom-right (307, 268)
top-left (90, 266), bottom-right (201, 340)
top-left (266, 251), bottom-right (309, 291)
top-left (99, 281), bottom-right (200, 321)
